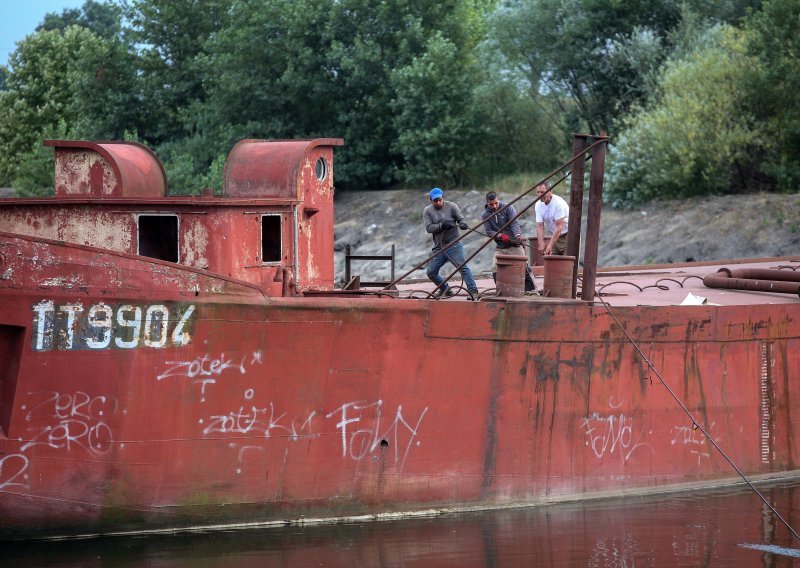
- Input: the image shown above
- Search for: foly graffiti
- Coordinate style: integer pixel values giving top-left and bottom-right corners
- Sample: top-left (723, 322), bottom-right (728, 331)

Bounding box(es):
top-left (581, 411), bottom-right (650, 463)
top-left (202, 399), bottom-right (428, 473)
top-left (326, 400), bottom-right (428, 471)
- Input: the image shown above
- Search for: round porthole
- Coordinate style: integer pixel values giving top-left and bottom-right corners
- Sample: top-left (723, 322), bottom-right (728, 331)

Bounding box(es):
top-left (315, 157), bottom-right (327, 181)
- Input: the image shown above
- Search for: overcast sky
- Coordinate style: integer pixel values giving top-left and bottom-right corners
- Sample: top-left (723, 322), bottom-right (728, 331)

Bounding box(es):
top-left (1, 0), bottom-right (86, 67)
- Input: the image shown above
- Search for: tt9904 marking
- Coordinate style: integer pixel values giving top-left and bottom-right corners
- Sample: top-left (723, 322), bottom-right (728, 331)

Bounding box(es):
top-left (31, 301), bottom-right (196, 351)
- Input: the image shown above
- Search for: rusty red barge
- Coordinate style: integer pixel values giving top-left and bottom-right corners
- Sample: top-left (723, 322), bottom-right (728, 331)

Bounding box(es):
top-left (0, 137), bottom-right (798, 540)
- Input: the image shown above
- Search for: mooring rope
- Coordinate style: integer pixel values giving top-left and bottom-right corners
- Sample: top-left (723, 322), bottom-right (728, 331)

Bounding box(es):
top-left (594, 292), bottom-right (800, 543)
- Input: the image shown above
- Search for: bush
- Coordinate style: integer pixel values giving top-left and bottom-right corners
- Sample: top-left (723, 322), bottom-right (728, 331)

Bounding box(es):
top-left (606, 25), bottom-right (767, 206)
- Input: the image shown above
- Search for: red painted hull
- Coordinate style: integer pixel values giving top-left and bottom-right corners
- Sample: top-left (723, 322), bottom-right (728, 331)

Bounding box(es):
top-left (1, 233), bottom-right (798, 539)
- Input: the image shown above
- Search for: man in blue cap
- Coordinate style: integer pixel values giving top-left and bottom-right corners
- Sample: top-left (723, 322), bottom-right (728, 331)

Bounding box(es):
top-left (422, 187), bottom-right (479, 300)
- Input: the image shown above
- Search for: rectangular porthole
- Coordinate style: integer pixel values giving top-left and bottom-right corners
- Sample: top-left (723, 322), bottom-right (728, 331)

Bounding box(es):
top-left (261, 215), bottom-right (282, 263)
top-left (0, 325), bottom-right (24, 437)
top-left (138, 214), bottom-right (179, 263)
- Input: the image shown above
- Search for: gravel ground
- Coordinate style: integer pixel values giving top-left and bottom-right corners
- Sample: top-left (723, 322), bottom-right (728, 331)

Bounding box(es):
top-left (333, 188), bottom-right (800, 285)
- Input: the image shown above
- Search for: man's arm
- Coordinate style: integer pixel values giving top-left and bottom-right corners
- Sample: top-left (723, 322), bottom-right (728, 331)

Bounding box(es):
top-left (450, 203), bottom-right (465, 225)
top-left (507, 205), bottom-right (523, 239)
top-left (545, 218), bottom-right (565, 254)
top-left (536, 222), bottom-right (545, 251)
top-left (423, 208), bottom-right (441, 234)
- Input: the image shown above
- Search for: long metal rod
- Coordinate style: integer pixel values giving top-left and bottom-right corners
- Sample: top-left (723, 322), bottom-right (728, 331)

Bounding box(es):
top-left (292, 205), bottom-right (299, 292)
top-left (596, 293), bottom-right (800, 543)
top-left (383, 136), bottom-right (607, 292)
top-left (581, 135), bottom-right (607, 301)
top-left (566, 135), bottom-right (588, 298)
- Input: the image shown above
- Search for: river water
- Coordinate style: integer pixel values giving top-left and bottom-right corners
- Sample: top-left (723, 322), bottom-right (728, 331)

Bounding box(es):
top-left (7, 480), bottom-right (800, 567)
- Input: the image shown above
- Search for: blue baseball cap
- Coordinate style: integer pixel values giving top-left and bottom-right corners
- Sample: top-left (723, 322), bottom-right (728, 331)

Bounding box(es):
top-left (429, 187), bottom-right (443, 200)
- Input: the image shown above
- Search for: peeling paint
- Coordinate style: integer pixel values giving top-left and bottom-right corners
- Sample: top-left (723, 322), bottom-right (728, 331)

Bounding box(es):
top-left (55, 151), bottom-right (117, 196)
top-left (38, 276), bottom-right (87, 288)
top-left (181, 220), bottom-right (210, 269)
top-left (0, 209), bottom-right (132, 252)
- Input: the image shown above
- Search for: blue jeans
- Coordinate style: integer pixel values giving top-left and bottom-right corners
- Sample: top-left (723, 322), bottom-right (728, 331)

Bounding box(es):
top-left (426, 242), bottom-right (478, 291)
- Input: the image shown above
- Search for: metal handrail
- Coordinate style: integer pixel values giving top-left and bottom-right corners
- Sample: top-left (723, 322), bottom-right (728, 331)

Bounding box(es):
top-left (345, 244), bottom-right (396, 287)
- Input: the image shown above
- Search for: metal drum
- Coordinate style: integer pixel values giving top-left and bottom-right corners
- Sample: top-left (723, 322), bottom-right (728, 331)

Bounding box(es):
top-left (496, 254), bottom-right (527, 297)
top-left (543, 255), bottom-right (575, 298)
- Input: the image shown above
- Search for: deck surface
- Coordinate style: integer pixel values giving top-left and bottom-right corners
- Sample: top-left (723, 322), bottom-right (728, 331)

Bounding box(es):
top-left (395, 256), bottom-right (800, 306)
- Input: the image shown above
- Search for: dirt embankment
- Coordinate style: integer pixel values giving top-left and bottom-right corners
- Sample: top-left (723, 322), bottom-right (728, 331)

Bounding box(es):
top-left (333, 189), bottom-right (800, 284)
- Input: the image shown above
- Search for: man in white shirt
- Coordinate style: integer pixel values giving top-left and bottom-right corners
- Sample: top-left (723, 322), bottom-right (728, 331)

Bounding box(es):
top-left (535, 182), bottom-right (569, 256)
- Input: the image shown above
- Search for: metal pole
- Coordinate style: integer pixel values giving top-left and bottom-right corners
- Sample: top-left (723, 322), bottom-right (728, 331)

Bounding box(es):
top-left (345, 244), bottom-right (351, 284)
top-left (390, 244), bottom-right (395, 283)
top-left (567, 134), bottom-right (588, 298)
top-left (293, 205), bottom-right (299, 290)
top-left (581, 134), bottom-right (608, 301)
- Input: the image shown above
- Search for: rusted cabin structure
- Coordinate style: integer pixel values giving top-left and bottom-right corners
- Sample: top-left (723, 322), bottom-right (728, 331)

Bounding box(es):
top-left (0, 139), bottom-right (343, 296)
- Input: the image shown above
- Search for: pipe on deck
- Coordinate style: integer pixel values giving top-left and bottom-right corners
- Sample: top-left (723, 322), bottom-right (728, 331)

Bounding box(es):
top-left (703, 268), bottom-right (800, 295)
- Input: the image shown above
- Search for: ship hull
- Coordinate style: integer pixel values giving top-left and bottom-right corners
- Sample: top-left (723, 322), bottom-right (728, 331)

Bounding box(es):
top-left (0, 234), bottom-right (798, 539)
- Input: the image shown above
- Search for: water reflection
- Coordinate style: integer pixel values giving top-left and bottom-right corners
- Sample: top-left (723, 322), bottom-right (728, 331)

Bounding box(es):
top-left (7, 481), bottom-right (800, 567)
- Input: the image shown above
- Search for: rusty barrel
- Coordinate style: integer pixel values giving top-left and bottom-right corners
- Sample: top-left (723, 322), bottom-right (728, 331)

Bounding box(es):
top-left (496, 254), bottom-right (527, 297)
top-left (543, 255), bottom-right (575, 298)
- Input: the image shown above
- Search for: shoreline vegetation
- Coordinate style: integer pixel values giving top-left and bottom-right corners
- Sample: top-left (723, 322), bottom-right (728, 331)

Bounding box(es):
top-left (2, 1), bottom-right (800, 211)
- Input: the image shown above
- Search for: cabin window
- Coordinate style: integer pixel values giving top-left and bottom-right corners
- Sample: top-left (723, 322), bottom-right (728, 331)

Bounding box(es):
top-left (315, 157), bottom-right (327, 181)
top-left (261, 215), bottom-right (281, 263)
top-left (138, 214), bottom-right (179, 263)
top-left (0, 324), bottom-right (24, 437)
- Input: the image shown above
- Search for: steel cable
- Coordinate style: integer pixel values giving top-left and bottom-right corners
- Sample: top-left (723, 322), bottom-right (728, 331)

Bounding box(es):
top-left (595, 292), bottom-right (800, 543)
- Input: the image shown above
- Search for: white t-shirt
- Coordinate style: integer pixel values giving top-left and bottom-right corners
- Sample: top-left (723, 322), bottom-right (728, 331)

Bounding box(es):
top-left (535, 194), bottom-right (569, 236)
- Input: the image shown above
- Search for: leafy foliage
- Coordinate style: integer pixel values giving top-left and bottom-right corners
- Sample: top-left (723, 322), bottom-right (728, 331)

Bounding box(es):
top-left (606, 25), bottom-right (765, 204)
top-left (124, 0), bottom-right (231, 146)
top-left (390, 33), bottom-right (482, 186)
top-left (0, 0), bottom-right (796, 201)
top-left (743, 0), bottom-right (800, 190)
top-left (490, 0), bottom-right (684, 134)
top-left (38, 0), bottom-right (123, 39)
top-left (0, 26), bottom-right (108, 188)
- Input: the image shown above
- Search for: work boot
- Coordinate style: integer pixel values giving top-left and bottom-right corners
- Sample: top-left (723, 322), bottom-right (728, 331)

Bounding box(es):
top-left (525, 273), bottom-right (537, 293)
top-left (433, 286), bottom-right (455, 299)
top-left (467, 288), bottom-right (479, 301)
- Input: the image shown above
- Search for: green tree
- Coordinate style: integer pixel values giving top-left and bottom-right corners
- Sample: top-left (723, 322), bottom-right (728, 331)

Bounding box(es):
top-left (0, 27), bottom-right (106, 188)
top-left (606, 25), bottom-right (766, 205)
top-left (491, 0), bottom-right (764, 136)
top-left (470, 43), bottom-right (566, 181)
top-left (24, 0), bottom-right (140, 141)
top-left (490, 0), bottom-right (685, 135)
top-left (744, 0), bottom-right (800, 189)
top-left (199, 0), bottom-right (495, 190)
top-left (38, 0), bottom-right (124, 39)
top-left (123, 0), bottom-right (232, 145)
top-left (390, 33), bottom-right (482, 186)
top-left (324, 0), bottom-right (493, 188)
